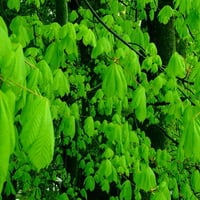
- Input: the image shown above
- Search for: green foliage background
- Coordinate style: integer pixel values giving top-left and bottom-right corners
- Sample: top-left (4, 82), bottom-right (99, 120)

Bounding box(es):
top-left (1, 0), bottom-right (200, 199)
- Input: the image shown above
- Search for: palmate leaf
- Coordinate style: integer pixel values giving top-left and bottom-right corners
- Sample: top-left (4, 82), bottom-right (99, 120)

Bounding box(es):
top-left (0, 91), bottom-right (15, 193)
top-left (158, 5), bottom-right (174, 24)
top-left (102, 63), bottom-right (127, 99)
top-left (166, 52), bottom-right (186, 78)
top-left (20, 95), bottom-right (54, 170)
top-left (1, 44), bottom-right (27, 97)
top-left (131, 86), bottom-right (146, 122)
top-left (180, 106), bottom-right (200, 161)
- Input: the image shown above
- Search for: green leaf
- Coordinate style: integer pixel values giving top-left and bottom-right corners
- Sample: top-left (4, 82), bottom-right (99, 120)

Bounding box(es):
top-left (45, 42), bottom-right (62, 69)
top-left (61, 116), bottom-right (76, 139)
top-left (158, 5), bottom-right (174, 24)
top-left (53, 69), bottom-right (70, 97)
top-left (191, 170), bottom-right (200, 193)
top-left (166, 52), bottom-right (186, 78)
top-left (179, 106), bottom-right (200, 161)
top-left (102, 147), bottom-right (114, 159)
top-left (102, 63), bottom-right (127, 99)
top-left (84, 176), bottom-right (95, 191)
top-left (20, 95), bottom-right (54, 170)
top-left (83, 28), bottom-right (96, 47)
top-left (0, 26), bottom-right (12, 66)
top-left (98, 159), bottom-right (113, 178)
top-left (1, 44), bottom-right (27, 97)
top-left (37, 60), bottom-right (53, 96)
top-left (10, 16), bottom-right (33, 47)
top-left (134, 165), bottom-right (157, 192)
top-left (91, 37), bottom-right (112, 58)
top-left (0, 91), bottom-right (15, 193)
top-left (120, 180), bottom-right (132, 200)
top-left (131, 85), bottom-right (146, 122)
top-left (84, 116), bottom-right (95, 137)
top-left (7, 0), bottom-right (20, 11)
top-left (0, 17), bottom-right (8, 34)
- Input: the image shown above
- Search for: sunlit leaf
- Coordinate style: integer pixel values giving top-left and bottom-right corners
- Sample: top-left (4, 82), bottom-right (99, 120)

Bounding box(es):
top-left (84, 116), bottom-right (95, 137)
top-left (158, 5), bottom-right (174, 24)
top-left (7, 0), bottom-right (20, 11)
top-left (120, 180), bottom-right (132, 200)
top-left (166, 52), bottom-right (186, 78)
top-left (0, 91), bottom-right (15, 193)
top-left (102, 63), bottom-right (127, 99)
top-left (134, 165), bottom-right (156, 192)
top-left (53, 69), bottom-right (70, 97)
top-left (20, 95), bottom-right (54, 170)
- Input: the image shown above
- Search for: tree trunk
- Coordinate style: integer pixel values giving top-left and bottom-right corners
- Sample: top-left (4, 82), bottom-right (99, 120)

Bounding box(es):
top-left (146, 0), bottom-right (176, 65)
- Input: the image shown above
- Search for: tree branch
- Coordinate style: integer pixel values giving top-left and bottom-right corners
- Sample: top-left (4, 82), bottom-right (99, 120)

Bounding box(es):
top-left (83, 0), bottom-right (146, 58)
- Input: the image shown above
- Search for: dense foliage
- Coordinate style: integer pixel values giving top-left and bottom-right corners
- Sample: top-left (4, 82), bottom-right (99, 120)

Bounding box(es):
top-left (1, 0), bottom-right (200, 199)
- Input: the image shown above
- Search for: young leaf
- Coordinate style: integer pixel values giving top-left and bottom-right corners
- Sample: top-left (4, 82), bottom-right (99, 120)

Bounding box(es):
top-left (102, 63), bottom-right (127, 99)
top-left (1, 44), bottom-right (27, 97)
top-left (61, 116), bottom-right (76, 139)
top-left (0, 26), bottom-right (12, 65)
top-left (180, 106), bottom-right (200, 161)
top-left (0, 17), bottom-right (8, 34)
top-left (10, 16), bottom-right (33, 47)
top-left (120, 180), bottom-right (132, 200)
top-left (53, 69), bottom-right (70, 97)
top-left (131, 85), bottom-right (146, 122)
top-left (158, 5), bottom-right (174, 24)
top-left (166, 52), bottom-right (186, 78)
top-left (20, 95), bottom-right (54, 170)
top-left (84, 176), bottom-right (95, 191)
top-left (84, 116), bottom-right (95, 137)
top-left (7, 0), bottom-right (20, 11)
top-left (134, 165), bottom-right (156, 192)
top-left (0, 91), bottom-right (15, 193)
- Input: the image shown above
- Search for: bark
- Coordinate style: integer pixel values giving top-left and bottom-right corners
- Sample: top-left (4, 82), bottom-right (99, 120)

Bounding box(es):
top-left (146, 0), bottom-right (176, 65)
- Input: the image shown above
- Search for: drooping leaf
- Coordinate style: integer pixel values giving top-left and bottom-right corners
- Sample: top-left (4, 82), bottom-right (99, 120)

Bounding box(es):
top-left (91, 37), bottom-right (112, 58)
top-left (131, 85), bottom-right (146, 122)
top-left (191, 170), bottom-right (200, 193)
top-left (84, 116), bottom-right (95, 137)
top-left (179, 106), bottom-right (200, 161)
top-left (61, 116), bottom-right (76, 139)
top-left (166, 52), bottom-right (186, 78)
top-left (102, 63), bottom-right (127, 99)
top-left (1, 44), bottom-right (27, 97)
top-left (134, 165), bottom-right (157, 192)
top-left (158, 5), bottom-right (174, 24)
top-left (20, 95), bottom-right (54, 170)
top-left (10, 16), bottom-right (33, 47)
top-left (0, 91), bottom-right (15, 193)
top-left (0, 17), bottom-right (8, 34)
top-left (53, 69), bottom-right (70, 97)
top-left (7, 0), bottom-right (20, 11)
top-left (120, 180), bottom-right (132, 200)
top-left (84, 176), bottom-right (95, 191)
top-left (0, 26), bottom-right (12, 66)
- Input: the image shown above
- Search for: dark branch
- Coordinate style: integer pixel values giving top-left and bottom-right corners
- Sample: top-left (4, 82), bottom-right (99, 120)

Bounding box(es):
top-left (83, 0), bottom-right (146, 58)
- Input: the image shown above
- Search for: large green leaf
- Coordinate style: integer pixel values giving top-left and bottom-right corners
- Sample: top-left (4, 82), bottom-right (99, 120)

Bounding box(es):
top-left (166, 52), bottom-right (186, 78)
top-left (179, 106), bottom-right (200, 161)
top-left (20, 95), bottom-right (54, 170)
top-left (1, 44), bottom-right (27, 97)
top-left (158, 5), bottom-right (174, 24)
top-left (134, 165), bottom-right (157, 192)
top-left (0, 91), bottom-right (15, 193)
top-left (7, 0), bottom-right (20, 11)
top-left (120, 180), bottom-right (132, 200)
top-left (131, 85), bottom-right (146, 122)
top-left (102, 63), bottom-right (127, 99)
top-left (0, 26), bottom-right (12, 66)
